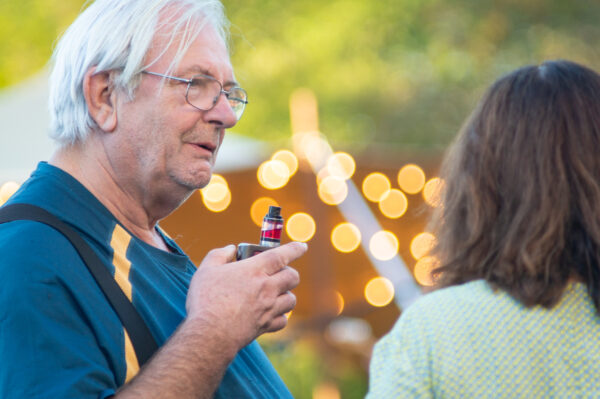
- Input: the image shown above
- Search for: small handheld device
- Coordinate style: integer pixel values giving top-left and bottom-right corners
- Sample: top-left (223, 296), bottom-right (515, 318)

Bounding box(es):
top-left (236, 206), bottom-right (284, 260)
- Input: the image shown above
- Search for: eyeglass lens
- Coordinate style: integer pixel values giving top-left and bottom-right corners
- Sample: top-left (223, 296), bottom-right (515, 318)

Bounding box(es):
top-left (187, 75), bottom-right (247, 120)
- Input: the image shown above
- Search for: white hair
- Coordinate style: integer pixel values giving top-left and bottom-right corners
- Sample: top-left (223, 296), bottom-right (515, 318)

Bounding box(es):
top-left (48, 0), bottom-right (230, 146)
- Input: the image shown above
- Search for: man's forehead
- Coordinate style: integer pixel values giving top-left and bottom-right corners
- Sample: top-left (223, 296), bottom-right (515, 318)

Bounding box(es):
top-left (146, 4), bottom-right (233, 72)
top-left (178, 63), bottom-right (237, 86)
top-left (147, 16), bottom-right (234, 81)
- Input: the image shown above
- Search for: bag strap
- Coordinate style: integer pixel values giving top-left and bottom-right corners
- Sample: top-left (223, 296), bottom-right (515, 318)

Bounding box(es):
top-left (0, 203), bottom-right (158, 366)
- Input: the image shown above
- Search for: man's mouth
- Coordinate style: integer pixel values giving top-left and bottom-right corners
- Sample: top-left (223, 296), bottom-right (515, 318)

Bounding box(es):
top-left (189, 142), bottom-right (216, 153)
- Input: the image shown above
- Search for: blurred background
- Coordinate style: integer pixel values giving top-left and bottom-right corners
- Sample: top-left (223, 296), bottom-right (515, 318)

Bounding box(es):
top-left (2, 0), bottom-right (600, 397)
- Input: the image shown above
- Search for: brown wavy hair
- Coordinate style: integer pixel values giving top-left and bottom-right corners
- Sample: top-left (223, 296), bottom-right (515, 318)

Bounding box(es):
top-left (430, 60), bottom-right (600, 313)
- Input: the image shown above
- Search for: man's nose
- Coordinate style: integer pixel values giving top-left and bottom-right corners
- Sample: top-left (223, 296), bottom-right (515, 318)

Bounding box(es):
top-left (205, 92), bottom-right (238, 128)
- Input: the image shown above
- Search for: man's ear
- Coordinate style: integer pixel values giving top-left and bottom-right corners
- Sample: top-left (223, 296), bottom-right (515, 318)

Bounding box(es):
top-left (83, 67), bottom-right (118, 132)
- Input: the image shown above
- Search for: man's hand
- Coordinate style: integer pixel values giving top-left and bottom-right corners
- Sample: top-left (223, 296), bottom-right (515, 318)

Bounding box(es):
top-left (185, 241), bottom-right (306, 353)
top-left (116, 241), bottom-right (306, 399)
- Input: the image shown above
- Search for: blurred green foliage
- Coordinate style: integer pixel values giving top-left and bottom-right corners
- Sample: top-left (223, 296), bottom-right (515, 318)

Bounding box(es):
top-left (0, 0), bottom-right (83, 87)
top-left (223, 0), bottom-right (600, 151)
top-left (2, 0), bottom-right (599, 150)
top-left (259, 337), bottom-right (368, 399)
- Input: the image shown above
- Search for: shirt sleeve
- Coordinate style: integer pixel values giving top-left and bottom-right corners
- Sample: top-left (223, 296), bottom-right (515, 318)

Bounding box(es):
top-left (366, 302), bottom-right (434, 398)
top-left (0, 222), bottom-right (120, 398)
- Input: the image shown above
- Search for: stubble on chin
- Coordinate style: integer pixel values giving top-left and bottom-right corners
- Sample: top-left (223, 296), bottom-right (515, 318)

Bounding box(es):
top-left (169, 161), bottom-right (214, 192)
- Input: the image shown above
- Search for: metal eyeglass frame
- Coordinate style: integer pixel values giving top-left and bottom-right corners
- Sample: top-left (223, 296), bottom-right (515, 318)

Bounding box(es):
top-left (142, 70), bottom-right (248, 120)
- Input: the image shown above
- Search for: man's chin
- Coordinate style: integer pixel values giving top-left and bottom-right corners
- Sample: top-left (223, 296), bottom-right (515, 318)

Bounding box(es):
top-left (180, 177), bottom-right (211, 191)
top-left (169, 169), bottom-right (213, 192)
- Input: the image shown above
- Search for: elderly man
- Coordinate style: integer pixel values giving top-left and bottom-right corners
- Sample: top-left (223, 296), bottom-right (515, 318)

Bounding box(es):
top-left (0, 0), bottom-right (306, 398)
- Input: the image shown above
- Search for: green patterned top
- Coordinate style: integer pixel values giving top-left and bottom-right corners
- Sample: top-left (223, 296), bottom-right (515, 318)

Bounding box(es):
top-left (367, 280), bottom-right (600, 398)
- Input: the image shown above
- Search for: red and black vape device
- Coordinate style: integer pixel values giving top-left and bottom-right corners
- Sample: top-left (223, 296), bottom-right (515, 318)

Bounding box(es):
top-left (236, 206), bottom-right (284, 260)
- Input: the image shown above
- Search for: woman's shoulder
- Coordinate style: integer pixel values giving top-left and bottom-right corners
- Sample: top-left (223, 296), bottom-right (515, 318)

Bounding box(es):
top-left (410, 280), bottom-right (496, 309)
top-left (400, 280), bottom-right (517, 328)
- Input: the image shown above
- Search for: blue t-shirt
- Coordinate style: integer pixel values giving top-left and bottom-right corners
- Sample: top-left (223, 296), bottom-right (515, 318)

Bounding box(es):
top-left (0, 162), bottom-right (292, 399)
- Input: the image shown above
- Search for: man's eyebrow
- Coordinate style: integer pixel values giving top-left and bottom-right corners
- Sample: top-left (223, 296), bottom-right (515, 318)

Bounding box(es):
top-left (181, 66), bottom-right (239, 87)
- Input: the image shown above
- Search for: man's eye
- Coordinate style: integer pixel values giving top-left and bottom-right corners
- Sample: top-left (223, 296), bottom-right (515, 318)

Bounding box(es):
top-left (191, 78), bottom-right (214, 89)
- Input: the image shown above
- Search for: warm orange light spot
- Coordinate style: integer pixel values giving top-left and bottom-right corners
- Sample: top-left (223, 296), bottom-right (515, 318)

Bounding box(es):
top-left (369, 231), bottom-right (399, 261)
top-left (364, 277), bottom-right (395, 307)
top-left (313, 382), bottom-right (341, 399)
top-left (326, 152), bottom-right (356, 180)
top-left (378, 189), bottom-right (408, 219)
top-left (0, 181), bottom-right (20, 206)
top-left (293, 131), bottom-right (332, 167)
top-left (289, 88), bottom-right (319, 135)
top-left (318, 176), bottom-right (348, 205)
top-left (316, 167), bottom-right (330, 186)
top-left (423, 177), bottom-right (444, 207)
top-left (201, 182), bottom-right (228, 203)
top-left (410, 232), bottom-right (436, 260)
top-left (257, 160), bottom-right (290, 190)
top-left (208, 174), bottom-right (228, 187)
top-left (414, 256), bottom-right (439, 286)
top-left (250, 197), bottom-right (279, 227)
top-left (331, 222), bottom-right (361, 253)
top-left (201, 175), bottom-right (231, 212)
top-left (334, 291), bottom-right (345, 316)
top-left (201, 188), bottom-right (231, 212)
top-left (362, 172), bottom-right (391, 202)
top-left (286, 212), bottom-right (316, 242)
top-left (397, 164), bottom-right (426, 194)
top-left (272, 150), bottom-right (299, 177)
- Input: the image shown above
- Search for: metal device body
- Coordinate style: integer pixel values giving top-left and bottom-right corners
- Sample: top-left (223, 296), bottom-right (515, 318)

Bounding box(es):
top-left (237, 206), bottom-right (283, 260)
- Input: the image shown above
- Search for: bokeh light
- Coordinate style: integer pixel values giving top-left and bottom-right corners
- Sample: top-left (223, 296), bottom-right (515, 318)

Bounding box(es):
top-left (200, 175), bottom-right (231, 212)
top-left (362, 172), bottom-right (391, 202)
top-left (316, 167), bottom-right (331, 186)
top-left (208, 174), bottom-right (227, 187)
top-left (326, 152), bottom-right (356, 180)
top-left (256, 162), bottom-right (269, 188)
top-left (201, 189), bottom-right (231, 212)
top-left (286, 212), bottom-right (316, 242)
top-left (313, 382), bottom-right (341, 399)
top-left (364, 276), bottom-right (395, 307)
top-left (289, 88), bottom-right (319, 135)
top-left (335, 291), bottom-right (345, 316)
top-left (201, 181), bottom-right (228, 203)
top-left (271, 149), bottom-right (299, 177)
top-left (318, 176), bottom-right (348, 205)
top-left (397, 164), bottom-right (426, 194)
top-left (423, 177), bottom-right (445, 207)
top-left (414, 256), bottom-right (439, 286)
top-left (0, 181), bottom-right (20, 206)
top-left (378, 189), bottom-right (408, 219)
top-left (369, 231), bottom-right (399, 261)
top-left (257, 160), bottom-right (291, 190)
top-left (293, 131), bottom-right (333, 169)
top-left (410, 232), bottom-right (437, 260)
top-left (250, 197), bottom-right (279, 227)
top-left (325, 317), bottom-right (373, 346)
top-left (331, 222), bottom-right (361, 253)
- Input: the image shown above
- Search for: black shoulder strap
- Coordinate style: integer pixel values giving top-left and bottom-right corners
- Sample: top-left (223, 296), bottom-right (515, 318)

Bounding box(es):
top-left (0, 203), bottom-right (158, 366)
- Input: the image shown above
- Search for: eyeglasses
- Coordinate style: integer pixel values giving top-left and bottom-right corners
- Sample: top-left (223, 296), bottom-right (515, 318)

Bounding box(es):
top-left (142, 70), bottom-right (248, 120)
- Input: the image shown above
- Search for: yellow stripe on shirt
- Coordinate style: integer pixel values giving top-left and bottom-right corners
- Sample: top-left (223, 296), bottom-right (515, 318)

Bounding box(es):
top-left (123, 329), bottom-right (140, 382)
top-left (109, 224), bottom-right (140, 380)
top-left (110, 224), bottom-right (133, 301)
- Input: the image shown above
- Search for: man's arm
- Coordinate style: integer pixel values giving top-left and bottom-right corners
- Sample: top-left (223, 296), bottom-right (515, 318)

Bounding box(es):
top-left (114, 241), bottom-right (306, 399)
